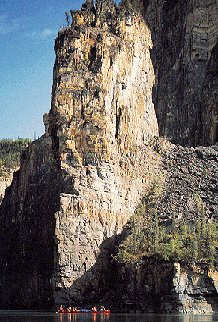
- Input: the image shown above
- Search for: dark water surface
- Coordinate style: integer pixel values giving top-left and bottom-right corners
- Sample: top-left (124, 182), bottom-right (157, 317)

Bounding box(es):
top-left (0, 311), bottom-right (218, 322)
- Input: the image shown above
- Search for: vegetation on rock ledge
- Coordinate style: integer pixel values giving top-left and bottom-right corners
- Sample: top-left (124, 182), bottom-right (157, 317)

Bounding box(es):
top-left (0, 138), bottom-right (31, 173)
top-left (115, 187), bottom-right (218, 267)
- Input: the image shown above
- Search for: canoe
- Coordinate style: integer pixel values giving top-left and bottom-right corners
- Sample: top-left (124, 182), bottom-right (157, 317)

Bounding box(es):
top-left (58, 310), bottom-right (110, 314)
top-left (93, 310), bottom-right (110, 314)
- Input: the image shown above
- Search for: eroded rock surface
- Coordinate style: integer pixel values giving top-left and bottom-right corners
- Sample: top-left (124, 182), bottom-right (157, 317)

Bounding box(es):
top-left (48, 1), bottom-right (160, 304)
top-left (155, 143), bottom-right (218, 222)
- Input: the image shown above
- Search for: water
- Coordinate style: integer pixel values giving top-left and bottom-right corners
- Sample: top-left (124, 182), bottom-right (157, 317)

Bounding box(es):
top-left (0, 312), bottom-right (218, 322)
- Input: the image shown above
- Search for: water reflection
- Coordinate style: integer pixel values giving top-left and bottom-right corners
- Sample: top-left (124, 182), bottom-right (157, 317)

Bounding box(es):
top-left (57, 313), bottom-right (218, 322)
top-left (0, 312), bottom-right (218, 322)
top-left (58, 313), bottom-right (110, 322)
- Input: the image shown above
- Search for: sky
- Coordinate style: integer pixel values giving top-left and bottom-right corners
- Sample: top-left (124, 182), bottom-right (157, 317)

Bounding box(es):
top-left (0, 0), bottom-right (84, 139)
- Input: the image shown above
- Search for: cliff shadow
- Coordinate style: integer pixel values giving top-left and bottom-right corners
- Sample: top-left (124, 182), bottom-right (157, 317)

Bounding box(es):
top-left (0, 135), bottom-right (62, 309)
top-left (140, 0), bottom-right (218, 146)
top-left (54, 224), bottom-right (175, 313)
top-left (53, 234), bottom-right (123, 310)
top-left (57, 216), bottom-right (218, 313)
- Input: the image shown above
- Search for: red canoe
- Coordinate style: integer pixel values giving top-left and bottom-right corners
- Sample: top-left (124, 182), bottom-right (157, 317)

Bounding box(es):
top-left (92, 310), bottom-right (110, 314)
top-left (58, 310), bottom-right (110, 314)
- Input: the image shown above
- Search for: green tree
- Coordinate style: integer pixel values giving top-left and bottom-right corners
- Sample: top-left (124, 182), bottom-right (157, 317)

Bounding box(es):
top-left (0, 138), bottom-right (31, 171)
top-left (115, 195), bottom-right (218, 267)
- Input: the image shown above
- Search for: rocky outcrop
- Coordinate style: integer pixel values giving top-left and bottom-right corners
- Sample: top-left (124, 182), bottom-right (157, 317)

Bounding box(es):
top-left (0, 139), bottom-right (31, 206)
top-left (105, 142), bottom-right (218, 313)
top-left (172, 263), bottom-right (218, 313)
top-left (0, 136), bottom-right (60, 308)
top-left (46, 0), bottom-right (161, 306)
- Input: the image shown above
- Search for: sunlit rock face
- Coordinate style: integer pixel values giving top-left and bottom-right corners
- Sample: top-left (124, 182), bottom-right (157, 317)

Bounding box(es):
top-left (48, 0), bottom-right (159, 305)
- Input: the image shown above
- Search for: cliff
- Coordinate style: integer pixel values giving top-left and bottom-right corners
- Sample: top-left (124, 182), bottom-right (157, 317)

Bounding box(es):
top-left (109, 261), bottom-right (218, 313)
top-left (142, 0), bottom-right (218, 146)
top-left (110, 143), bottom-right (218, 313)
top-left (0, 0), bottom-right (160, 309)
top-left (0, 0), bottom-right (217, 312)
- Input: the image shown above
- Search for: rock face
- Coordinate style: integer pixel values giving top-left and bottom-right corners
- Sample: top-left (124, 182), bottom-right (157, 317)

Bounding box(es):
top-left (108, 143), bottom-right (218, 313)
top-left (0, 139), bottom-right (31, 206)
top-left (0, 0), bottom-right (217, 312)
top-left (111, 261), bottom-right (218, 313)
top-left (46, 0), bottom-right (161, 306)
top-left (155, 144), bottom-right (218, 222)
top-left (142, 0), bottom-right (218, 146)
top-left (0, 136), bottom-right (60, 308)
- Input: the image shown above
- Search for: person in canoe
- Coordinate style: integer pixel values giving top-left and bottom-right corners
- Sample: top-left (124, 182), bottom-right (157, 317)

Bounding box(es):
top-left (58, 305), bottom-right (64, 313)
top-left (67, 306), bottom-right (72, 313)
top-left (72, 307), bottom-right (78, 313)
top-left (92, 306), bottom-right (97, 313)
top-left (100, 306), bottom-right (105, 312)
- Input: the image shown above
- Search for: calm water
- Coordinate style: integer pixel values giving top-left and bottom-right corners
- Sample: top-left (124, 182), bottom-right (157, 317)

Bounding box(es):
top-left (0, 312), bottom-right (218, 322)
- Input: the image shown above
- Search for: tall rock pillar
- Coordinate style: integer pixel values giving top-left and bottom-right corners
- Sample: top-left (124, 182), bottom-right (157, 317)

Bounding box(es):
top-left (48, 0), bottom-right (159, 305)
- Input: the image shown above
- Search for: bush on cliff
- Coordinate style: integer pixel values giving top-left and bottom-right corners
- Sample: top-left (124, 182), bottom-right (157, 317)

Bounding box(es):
top-left (0, 138), bottom-right (31, 172)
top-left (115, 193), bottom-right (218, 267)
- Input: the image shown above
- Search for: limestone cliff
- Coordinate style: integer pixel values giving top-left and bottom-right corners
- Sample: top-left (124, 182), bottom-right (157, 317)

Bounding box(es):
top-left (0, 0), bottom-right (217, 312)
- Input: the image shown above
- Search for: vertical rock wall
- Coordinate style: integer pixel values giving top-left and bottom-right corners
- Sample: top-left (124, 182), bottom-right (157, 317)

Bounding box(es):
top-left (0, 135), bottom-right (60, 308)
top-left (48, 2), bottom-right (160, 305)
top-left (141, 0), bottom-right (218, 146)
top-left (200, 39), bottom-right (218, 145)
top-left (111, 261), bottom-right (218, 313)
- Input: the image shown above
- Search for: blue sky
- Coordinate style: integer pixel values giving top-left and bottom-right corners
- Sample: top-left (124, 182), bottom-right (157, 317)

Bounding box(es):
top-left (0, 0), bottom-right (83, 139)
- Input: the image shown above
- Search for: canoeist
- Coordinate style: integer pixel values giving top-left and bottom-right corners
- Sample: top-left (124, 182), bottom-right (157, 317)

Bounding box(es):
top-left (100, 306), bottom-right (105, 312)
top-left (67, 306), bottom-right (72, 312)
top-left (92, 306), bottom-right (97, 313)
top-left (59, 305), bottom-right (64, 313)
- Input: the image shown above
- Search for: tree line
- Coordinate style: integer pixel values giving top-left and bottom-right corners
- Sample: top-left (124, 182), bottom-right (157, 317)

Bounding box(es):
top-left (0, 138), bottom-right (31, 172)
top-left (115, 193), bottom-right (218, 268)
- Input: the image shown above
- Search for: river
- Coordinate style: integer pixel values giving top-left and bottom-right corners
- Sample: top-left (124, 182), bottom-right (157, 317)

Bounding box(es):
top-left (0, 312), bottom-right (218, 322)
